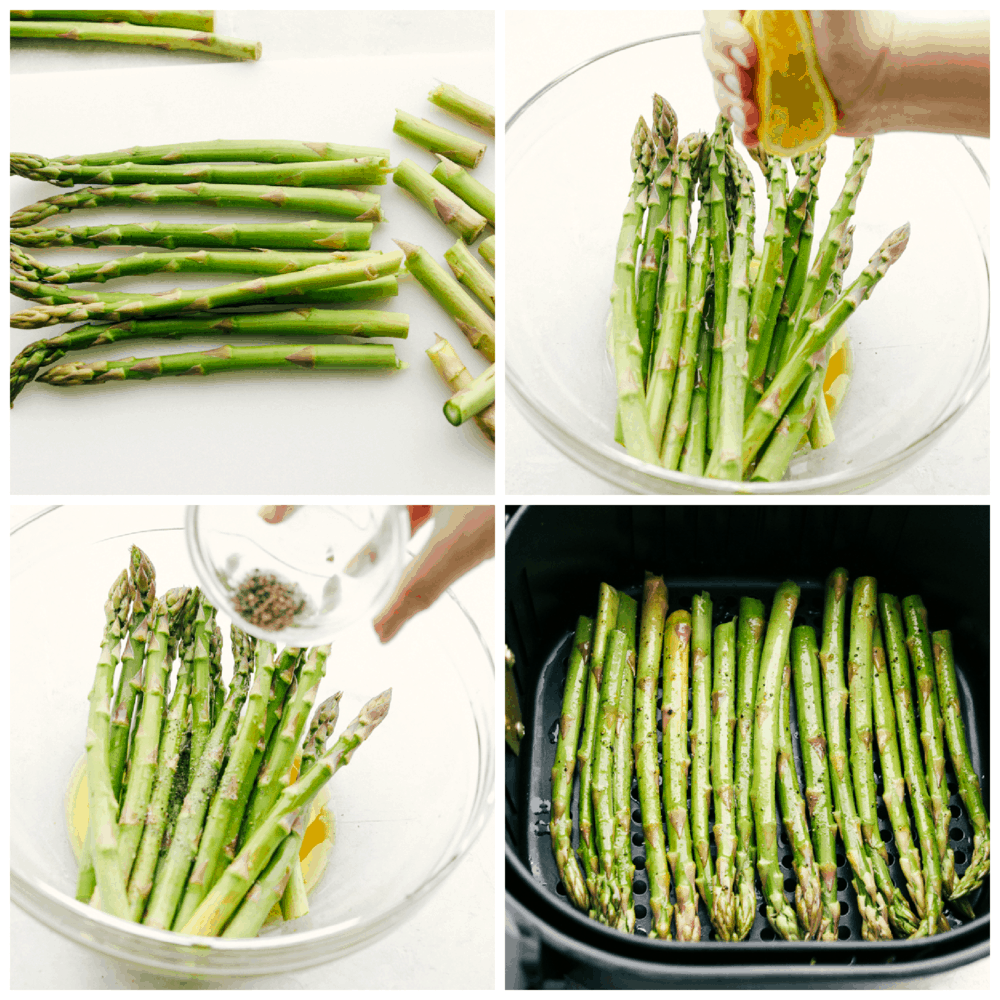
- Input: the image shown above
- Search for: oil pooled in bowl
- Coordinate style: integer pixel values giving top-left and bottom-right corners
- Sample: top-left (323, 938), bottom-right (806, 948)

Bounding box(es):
top-left (65, 756), bottom-right (334, 929)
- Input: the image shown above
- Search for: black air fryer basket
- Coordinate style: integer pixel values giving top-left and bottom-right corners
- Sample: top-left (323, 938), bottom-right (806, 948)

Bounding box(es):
top-left (505, 505), bottom-right (989, 987)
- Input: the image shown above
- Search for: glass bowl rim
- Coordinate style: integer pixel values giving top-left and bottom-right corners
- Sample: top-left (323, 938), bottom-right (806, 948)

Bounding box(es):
top-left (506, 30), bottom-right (990, 495)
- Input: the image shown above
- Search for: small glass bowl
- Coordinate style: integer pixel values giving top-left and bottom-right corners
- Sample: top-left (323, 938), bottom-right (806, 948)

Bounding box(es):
top-left (11, 506), bottom-right (493, 978)
top-left (506, 32), bottom-right (989, 494)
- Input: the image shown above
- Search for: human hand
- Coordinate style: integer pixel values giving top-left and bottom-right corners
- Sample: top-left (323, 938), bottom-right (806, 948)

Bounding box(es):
top-left (701, 10), bottom-right (759, 148)
top-left (373, 505), bottom-right (494, 642)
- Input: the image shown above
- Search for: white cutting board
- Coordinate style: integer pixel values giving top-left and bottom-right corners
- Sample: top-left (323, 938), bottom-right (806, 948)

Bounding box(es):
top-left (10, 17), bottom-right (494, 495)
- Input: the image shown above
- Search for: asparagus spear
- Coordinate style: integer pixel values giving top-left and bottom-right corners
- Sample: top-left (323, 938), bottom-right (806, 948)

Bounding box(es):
top-left (873, 622), bottom-right (927, 919)
top-left (550, 617), bottom-right (595, 912)
top-left (709, 618), bottom-right (738, 939)
top-left (646, 132), bottom-right (703, 449)
top-left (689, 593), bottom-right (715, 913)
top-left (732, 597), bottom-right (765, 940)
top-left (577, 584), bottom-right (619, 900)
top-left (705, 118), bottom-right (732, 452)
top-left (478, 235), bottom-right (495, 268)
top-left (678, 303), bottom-right (713, 478)
top-left (221, 828), bottom-right (300, 938)
top-left (777, 652), bottom-right (822, 939)
top-left (742, 224), bottom-right (911, 477)
top-left (10, 252), bottom-right (403, 329)
top-left (11, 10), bottom-right (215, 31)
top-left (393, 158), bottom-right (487, 243)
top-left (660, 199), bottom-right (710, 470)
top-left (608, 118), bottom-right (658, 464)
top-left (633, 574), bottom-right (672, 938)
top-left (443, 239), bottom-right (495, 313)
top-left (393, 109), bottom-right (486, 168)
top-left (752, 581), bottom-right (803, 940)
top-left (50, 139), bottom-right (390, 167)
top-left (431, 155), bottom-right (495, 226)
top-left (12, 182), bottom-right (382, 227)
top-left (85, 569), bottom-right (133, 921)
top-left (188, 598), bottom-right (216, 766)
top-left (902, 596), bottom-right (956, 896)
top-left (879, 595), bottom-right (943, 935)
top-left (10, 19), bottom-right (262, 60)
top-left (394, 240), bottom-right (495, 362)
top-left (179, 689), bottom-right (391, 937)
top-left (428, 82), bottom-right (495, 136)
top-left (10, 154), bottom-right (391, 189)
top-left (612, 595), bottom-right (639, 932)
top-left (11, 218), bottom-right (374, 252)
top-left (426, 335), bottom-right (495, 444)
top-left (790, 626), bottom-right (840, 940)
top-left (932, 631), bottom-right (989, 898)
top-left (38, 343), bottom-right (403, 388)
top-left (820, 569), bottom-right (891, 940)
top-left (444, 364), bottom-right (495, 426)
top-left (663, 609), bottom-right (701, 941)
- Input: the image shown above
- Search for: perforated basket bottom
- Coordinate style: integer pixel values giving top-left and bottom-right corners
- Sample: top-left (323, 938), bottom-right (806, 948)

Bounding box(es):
top-left (523, 580), bottom-right (987, 944)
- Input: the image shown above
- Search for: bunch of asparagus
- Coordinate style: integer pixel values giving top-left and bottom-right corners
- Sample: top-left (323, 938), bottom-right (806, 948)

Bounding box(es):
top-left (389, 82), bottom-right (496, 440)
top-left (608, 96), bottom-right (910, 482)
top-left (9, 139), bottom-right (410, 404)
top-left (80, 544), bottom-right (390, 936)
top-left (10, 10), bottom-right (262, 61)
top-left (550, 571), bottom-right (988, 941)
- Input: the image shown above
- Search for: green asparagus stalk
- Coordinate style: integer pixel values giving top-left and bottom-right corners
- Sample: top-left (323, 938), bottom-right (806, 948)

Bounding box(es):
top-left (660, 199), bottom-right (710, 470)
top-left (879, 595), bottom-right (943, 935)
top-left (593, 628), bottom-right (628, 923)
top-left (38, 343), bottom-right (403, 388)
top-left (577, 584), bottom-right (619, 899)
top-left (444, 364), bottom-right (495, 426)
top-left (790, 626), bottom-right (840, 941)
top-left (11, 10), bottom-right (215, 31)
top-left (663, 609), bottom-right (701, 941)
top-left (689, 593), bottom-right (714, 913)
top-left (426, 335), bottom-right (495, 444)
top-left (709, 618), bottom-right (738, 939)
top-left (748, 367), bottom-right (822, 482)
top-left (612, 595), bottom-right (639, 932)
top-left (733, 597), bottom-right (765, 941)
top-left (221, 828), bottom-right (300, 938)
top-left (125, 648), bottom-right (193, 921)
top-left (443, 239), bottom-right (495, 313)
top-left (550, 617), bottom-right (595, 912)
top-left (820, 569), bottom-right (891, 940)
top-left (142, 630), bottom-right (255, 930)
top-left (12, 182), bottom-right (381, 228)
top-left (636, 96), bottom-right (678, 378)
top-left (932, 630), bottom-right (989, 898)
top-left (705, 118), bottom-right (732, 452)
top-left (10, 252), bottom-right (403, 329)
top-left (678, 303), bottom-right (713, 478)
top-left (633, 574), bottom-right (672, 938)
top-left (11, 218), bottom-right (374, 252)
top-left (742, 224), bottom-right (911, 476)
top-left (394, 240), bottom-right (495, 362)
top-left (188, 598), bottom-right (216, 766)
top-left (393, 109), bottom-right (486, 169)
top-left (478, 235), bottom-right (495, 268)
top-left (10, 154), bottom-right (391, 189)
top-left (873, 622), bottom-right (927, 919)
top-left (752, 581), bottom-right (803, 940)
top-left (428, 82), bottom-right (495, 136)
top-left (180, 689), bottom-right (391, 937)
top-left (116, 598), bottom-right (170, 887)
top-left (431, 155), bottom-right (495, 226)
top-left (393, 158), bottom-right (487, 243)
top-left (608, 118), bottom-right (658, 464)
top-left (646, 132), bottom-right (703, 449)
top-left (10, 19), bottom-right (262, 60)
top-left (85, 569), bottom-right (133, 921)
top-left (903, 596), bottom-right (956, 896)
top-left (777, 652), bottom-right (822, 939)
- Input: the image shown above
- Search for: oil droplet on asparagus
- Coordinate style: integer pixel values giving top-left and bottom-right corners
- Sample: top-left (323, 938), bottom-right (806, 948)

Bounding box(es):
top-left (65, 755), bottom-right (335, 915)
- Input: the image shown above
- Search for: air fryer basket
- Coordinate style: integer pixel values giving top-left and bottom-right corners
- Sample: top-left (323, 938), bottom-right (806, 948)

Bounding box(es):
top-left (505, 505), bottom-right (989, 987)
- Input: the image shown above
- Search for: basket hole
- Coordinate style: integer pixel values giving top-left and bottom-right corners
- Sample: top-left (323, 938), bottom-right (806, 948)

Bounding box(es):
top-left (631, 781), bottom-right (640, 800)
top-left (633, 879), bottom-right (647, 895)
top-left (632, 809), bottom-right (643, 824)
top-left (953, 849), bottom-right (967, 866)
top-left (951, 803), bottom-right (964, 819)
top-left (836, 852), bottom-right (847, 868)
top-left (837, 876), bottom-right (848, 892)
top-left (634, 902), bottom-right (648, 918)
top-left (837, 923), bottom-right (852, 940)
top-left (633, 851), bottom-right (646, 868)
top-left (881, 827), bottom-right (893, 844)
top-left (783, 877), bottom-right (796, 893)
top-left (635, 927), bottom-right (648, 937)
top-left (760, 926), bottom-right (776, 942)
top-left (950, 826), bottom-right (964, 842)
top-left (781, 853), bottom-right (793, 869)
top-left (632, 833), bottom-right (645, 848)
top-left (556, 881), bottom-right (566, 896)
top-left (840, 899), bottom-right (850, 915)
top-left (759, 902), bottom-right (768, 918)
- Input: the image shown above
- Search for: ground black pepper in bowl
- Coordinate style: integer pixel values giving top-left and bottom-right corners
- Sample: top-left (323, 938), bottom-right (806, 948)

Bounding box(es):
top-left (233, 570), bottom-right (306, 631)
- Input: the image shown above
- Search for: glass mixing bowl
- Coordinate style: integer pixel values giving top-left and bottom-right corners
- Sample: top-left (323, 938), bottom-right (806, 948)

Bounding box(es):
top-left (10, 506), bottom-right (493, 978)
top-left (506, 32), bottom-right (989, 494)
